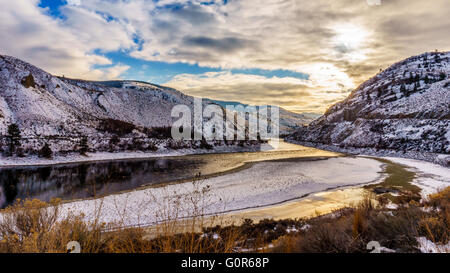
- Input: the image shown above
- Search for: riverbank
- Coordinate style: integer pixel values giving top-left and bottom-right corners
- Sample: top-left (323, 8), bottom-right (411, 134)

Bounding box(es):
top-left (54, 156), bottom-right (385, 227)
top-left (286, 140), bottom-right (450, 166)
top-left (0, 145), bottom-right (262, 167)
top-left (0, 139), bottom-right (328, 168)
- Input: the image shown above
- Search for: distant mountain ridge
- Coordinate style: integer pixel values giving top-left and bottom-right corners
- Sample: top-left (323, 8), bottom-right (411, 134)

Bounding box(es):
top-left (205, 99), bottom-right (319, 134)
top-left (289, 51), bottom-right (450, 164)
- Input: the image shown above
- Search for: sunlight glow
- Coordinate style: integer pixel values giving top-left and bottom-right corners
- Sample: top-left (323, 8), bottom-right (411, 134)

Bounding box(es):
top-left (331, 23), bottom-right (370, 62)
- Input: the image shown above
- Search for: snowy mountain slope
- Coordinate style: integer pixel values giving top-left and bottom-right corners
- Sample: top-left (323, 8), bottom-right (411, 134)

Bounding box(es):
top-left (0, 54), bottom-right (311, 139)
top-left (206, 99), bottom-right (318, 134)
top-left (289, 51), bottom-right (450, 161)
top-left (0, 55), bottom-right (200, 137)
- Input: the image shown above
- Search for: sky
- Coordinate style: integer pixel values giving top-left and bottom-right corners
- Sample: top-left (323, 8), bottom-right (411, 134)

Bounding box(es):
top-left (0, 0), bottom-right (449, 113)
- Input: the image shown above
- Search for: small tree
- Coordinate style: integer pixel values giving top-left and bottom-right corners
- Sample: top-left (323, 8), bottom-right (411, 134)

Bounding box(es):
top-left (21, 73), bottom-right (36, 88)
top-left (79, 137), bottom-right (89, 156)
top-left (7, 124), bottom-right (21, 156)
top-left (39, 143), bottom-right (53, 159)
top-left (400, 84), bottom-right (406, 93)
top-left (376, 88), bottom-right (382, 98)
top-left (434, 54), bottom-right (441, 63)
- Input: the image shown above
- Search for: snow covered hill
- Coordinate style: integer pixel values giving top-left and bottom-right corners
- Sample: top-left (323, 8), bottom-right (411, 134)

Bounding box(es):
top-left (0, 55), bottom-right (195, 136)
top-left (0, 55), bottom-right (309, 154)
top-left (289, 51), bottom-right (450, 164)
top-left (205, 99), bottom-right (318, 134)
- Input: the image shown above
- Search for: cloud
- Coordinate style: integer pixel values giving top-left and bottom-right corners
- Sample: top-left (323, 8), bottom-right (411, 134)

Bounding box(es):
top-left (182, 36), bottom-right (253, 53)
top-left (1, 0), bottom-right (449, 112)
top-left (0, 0), bottom-right (133, 79)
top-left (95, 64), bottom-right (131, 80)
top-left (164, 71), bottom-right (350, 113)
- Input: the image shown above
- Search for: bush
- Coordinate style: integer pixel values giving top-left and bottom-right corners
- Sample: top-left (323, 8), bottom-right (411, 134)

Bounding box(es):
top-left (39, 143), bottom-right (53, 159)
top-left (295, 217), bottom-right (360, 253)
top-left (166, 139), bottom-right (190, 150)
top-left (7, 123), bottom-right (21, 156)
top-left (79, 137), bottom-right (89, 156)
top-left (418, 217), bottom-right (448, 244)
top-left (199, 139), bottom-right (213, 150)
top-left (98, 119), bottom-right (136, 136)
top-left (0, 198), bottom-right (241, 253)
top-left (145, 127), bottom-right (172, 139)
top-left (0, 199), bottom-right (107, 253)
top-left (21, 73), bottom-right (36, 88)
top-left (146, 140), bottom-right (159, 151)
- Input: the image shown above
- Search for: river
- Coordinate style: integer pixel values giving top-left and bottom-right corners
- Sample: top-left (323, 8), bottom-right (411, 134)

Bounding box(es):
top-left (0, 140), bottom-right (339, 208)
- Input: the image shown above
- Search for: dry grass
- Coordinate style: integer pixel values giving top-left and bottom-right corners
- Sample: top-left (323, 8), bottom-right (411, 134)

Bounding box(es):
top-left (1, 187), bottom-right (448, 253)
top-left (272, 187), bottom-right (450, 253)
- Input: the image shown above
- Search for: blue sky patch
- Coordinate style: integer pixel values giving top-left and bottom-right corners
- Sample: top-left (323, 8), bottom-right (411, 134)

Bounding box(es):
top-left (38, 0), bottom-right (66, 18)
top-left (37, 0), bottom-right (309, 85)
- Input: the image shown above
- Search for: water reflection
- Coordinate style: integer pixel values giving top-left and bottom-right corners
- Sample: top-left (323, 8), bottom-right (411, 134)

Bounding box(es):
top-left (0, 141), bottom-right (340, 208)
top-left (0, 158), bottom-right (203, 208)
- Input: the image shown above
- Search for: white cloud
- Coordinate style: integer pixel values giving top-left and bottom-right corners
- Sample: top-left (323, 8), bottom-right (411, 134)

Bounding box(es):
top-left (99, 64), bottom-right (130, 80)
top-left (0, 0), bottom-right (133, 80)
top-left (165, 71), bottom-right (350, 113)
top-left (1, 0), bottom-right (449, 112)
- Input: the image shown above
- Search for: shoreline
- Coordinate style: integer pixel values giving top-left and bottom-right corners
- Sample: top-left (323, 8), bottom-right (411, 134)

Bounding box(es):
top-left (0, 146), bottom-right (263, 168)
top-left (53, 156), bottom-right (386, 227)
top-left (285, 139), bottom-right (450, 167)
top-left (0, 139), bottom-right (325, 168)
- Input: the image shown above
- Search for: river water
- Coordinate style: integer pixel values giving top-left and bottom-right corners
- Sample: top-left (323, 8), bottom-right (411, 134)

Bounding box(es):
top-left (0, 140), bottom-right (339, 208)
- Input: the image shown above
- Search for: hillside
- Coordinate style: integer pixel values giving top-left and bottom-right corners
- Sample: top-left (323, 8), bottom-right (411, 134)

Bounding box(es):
top-left (0, 55), bottom-right (310, 155)
top-left (206, 99), bottom-right (318, 134)
top-left (289, 51), bottom-right (450, 164)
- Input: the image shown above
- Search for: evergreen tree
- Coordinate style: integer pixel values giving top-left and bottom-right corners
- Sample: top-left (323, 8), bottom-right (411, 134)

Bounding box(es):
top-left (400, 84), bottom-right (406, 93)
top-left (39, 143), bottom-right (53, 159)
top-left (435, 54), bottom-right (441, 63)
top-left (7, 124), bottom-right (21, 156)
top-left (413, 82), bottom-right (418, 93)
top-left (376, 88), bottom-right (382, 98)
top-left (79, 137), bottom-right (89, 156)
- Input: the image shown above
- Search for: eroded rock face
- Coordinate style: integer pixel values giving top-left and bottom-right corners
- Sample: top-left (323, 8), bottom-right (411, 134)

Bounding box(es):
top-left (290, 51), bottom-right (450, 154)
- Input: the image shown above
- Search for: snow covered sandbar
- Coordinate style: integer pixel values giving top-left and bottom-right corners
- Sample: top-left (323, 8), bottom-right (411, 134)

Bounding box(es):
top-left (59, 157), bottom-right (384, 227)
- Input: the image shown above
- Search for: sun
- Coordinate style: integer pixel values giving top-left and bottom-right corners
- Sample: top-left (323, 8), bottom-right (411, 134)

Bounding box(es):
top-left (332, 23), bottom-right (369, 50)
top-left (331, 23), bottom-right (370, 61)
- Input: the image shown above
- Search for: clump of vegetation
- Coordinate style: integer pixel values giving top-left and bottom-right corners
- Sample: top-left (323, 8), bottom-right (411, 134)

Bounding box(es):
top-left (166, 139), bottom-right (190, 150)
top-left (199, 139), bottom-right (213, 150)
top-left (146, 140), bottom-right (159, 151)
top-left (145, 127), bottom-right (173, 139)
top-left (108, 135), bottom-right (120, 152)
top-left (6, 123), bottom-right (21, 157)
top-left (273, 187), bottom-right (450, 253)
top-left (1, 184), bottom-right (448, 253)
top-left (38, 143), bottom-right (53, 159)
top-left (79, 137), bottom-right (89, 156)
top-left (0, 199), bottom-right (107, 253)
top-left (21, 73), bottom-right (36, 88)
top-left (98, 118), bottom-right (136, 136)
